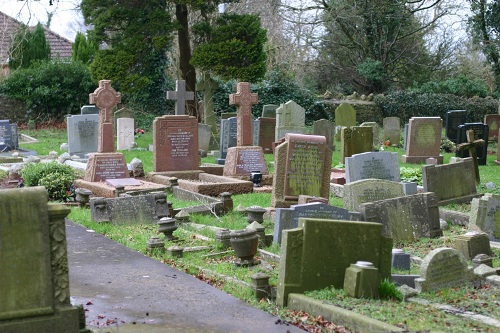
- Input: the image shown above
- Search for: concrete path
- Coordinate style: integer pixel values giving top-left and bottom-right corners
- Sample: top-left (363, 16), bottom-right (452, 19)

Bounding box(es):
top-left (66, 220), bottom-right (304, 333)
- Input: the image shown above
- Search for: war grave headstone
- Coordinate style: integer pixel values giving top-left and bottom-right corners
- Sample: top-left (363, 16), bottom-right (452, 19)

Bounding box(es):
top-left (275, 100), bottom-right (307, 141)
top-left (113, 107), bottom-right (135, 133)
top-left (383, 117), bottom-right (401, 146)
top-left (343, 179), bottom-right (405, 212)
top-left (313, 119), bottom-right (335, 151)
top-left (360, 121), bottom-right (380, 149)
top-left (66, 114), bottom-right (99, 156)
top-left (196, 73), bottom-right (219, 131)
top-left (81, 105), bottom-right (99, 115)
top-left (217, 117), bottom-right (237, 164)
top-left (273, 202), bottom-right (362, 243)
top-left (484, 114), bottom-right (500, 140)
top-left (257, 117), bottom-right (276, 154)
top-left (340, 126), bottom-right (373, 163)
top-left (0, 119), bottom-right (13, 151)
top-left (359, 192), bottom-right (442, 241)
top-left (422, 157), bottom-right (481, 205)
top-left (167, 79), bottom-right (195, 116)
top-left (0, 187), bottom-right (84, 332)
top-left (262, 104), bottom-right (278, 118)
top-left (401, 117), bottom-right (443, 164)
top-left (198, 123), bottom-right (211, 154)
top-left (345, 151), bottom-right (400, 183)
top-left (116, 117), bottom-right (135, 150)
top-left (445, 110), bottom-right (467, 143)
top-left (277, 218), bottom-right (392, 307)
top-left (272, 133), bottom-right (332, 208)
top-left (469, 193), bottom-right (500, 240)
top-left (456, 123), bottom-right (489, 165)
top-left (414, 248), bottom-right (471, 292)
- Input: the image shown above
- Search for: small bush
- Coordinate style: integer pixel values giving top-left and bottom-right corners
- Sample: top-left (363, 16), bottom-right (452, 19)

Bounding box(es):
top-left (20, 161), bottom-right (77, 201)
top-left (400, 167), bottom-right (422, 185)
top-left (379, 279), bottom-right (403, 301)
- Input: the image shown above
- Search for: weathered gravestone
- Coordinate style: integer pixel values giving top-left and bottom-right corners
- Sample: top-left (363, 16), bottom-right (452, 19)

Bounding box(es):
top-left (223, 146), bottom-right (268, 176)
top-left (9, 123), bottom-right (18, 150)
top-left (414, 248), bottom-right (472, 292)
top-left (453, 232), bottom-right (492, 260)
top-left (198, 123), bottom-right (211, 154)
top-left (340, 126), bottom-right (373, 163)
top-left (262, 104), bottom-right (278, 118)
top-left (402, 117), bottom-right (443, 164)
top-left (273, 202), bottom-right (361, 243)
top-left (0, 120), bottom-right (14, 151)
top-left (360, 121), bottom-right (380, 148)
top-left (0, 187), bottom-right (83, 332)
top-left (313, 119), bottom-right (335, 151)
top-left (343, 179), bottom-right (405, 212)
top-left (484, 114), bottom-right (500, 140)
top-left (469, 193), bottom-right (500, 240)
top-left (90, 192), bottom-right (169, 224)
top-left (335, 103), bottom-right (356, 127)
top-left (66, 114), bottom-right (99, 156)
top-left (153, 115), bottom-right (199, 172)
top-left (252, 118), bottom-right (259, 146)
top-left (275, 100), bottom-right (307, 141)
top-left (456, 123), bottom-right (489, 165)
top-left (345, 151), bottom-right (400, 183)
top-left (217, 117), bottom-right (237, 164)
top-left (113, 107), bottom-right (135, 134)
top-left (359, 192), bottom-right (442, 241)
top-left (84, 153), bottom-right (128, 182)
top-left (445, 110), bottom-right (467, 143)
top-left (257, 117), bottom-right (276, 154)
top-left (116, 117), bottom-right (135, 150)
top-left (383, 117), bottom-right (401, 145)
top-left (272, 133), bottom-right (332, 208)
top-left (80, 105), bottom-right (99, 115)
top-left (422, 157), bottom-right (481, 205)
top-left (167, 79), bottom-right (195, 116)
top-left (277, 218), bottom-right (392, 307)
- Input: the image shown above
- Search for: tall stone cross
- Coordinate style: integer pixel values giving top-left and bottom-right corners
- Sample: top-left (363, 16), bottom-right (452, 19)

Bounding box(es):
top-left (167, 80), bottom-right (195, 115)
top-left (457, 129), bottom-right (485, 184)
top-left (89, 80), bottom-right (121, 153)
top-left (229, 82), bottom-right (258, 146)
top-left (196, 73), bottom-right (219, 131)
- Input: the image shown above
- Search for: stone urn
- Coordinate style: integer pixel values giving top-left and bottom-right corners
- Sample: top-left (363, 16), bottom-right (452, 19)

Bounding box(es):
top-left (230, 229), bottom-right (260, 266)
top-left (75, 188), bottom-right (92, 207)
top-left (246, 206), bottom-right (266, 224)
top-left (157, 217), bottom-right (178, 240)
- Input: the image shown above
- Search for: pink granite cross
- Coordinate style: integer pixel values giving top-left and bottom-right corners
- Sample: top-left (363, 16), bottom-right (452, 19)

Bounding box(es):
top-left (89, 80), bottom-right (121, 153)
top-left (229, 82), bottom-right (258, 146)
top-left (167, 80), bottom-right (195, 115)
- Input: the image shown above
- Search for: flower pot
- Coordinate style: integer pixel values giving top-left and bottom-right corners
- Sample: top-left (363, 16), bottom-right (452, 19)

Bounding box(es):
top-left (158, 217), bottom-right (178, 240)
top-left (230, 229), bottom-right (260, 266)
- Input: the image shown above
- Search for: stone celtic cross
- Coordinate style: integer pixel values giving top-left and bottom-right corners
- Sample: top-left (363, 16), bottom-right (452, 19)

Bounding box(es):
top-left (89, 80), bottom-right (121, 153)
top-left (229, 82), bottom-right (258, 146)
top-left (457, 129), bottom-right (485, 184)
top-left (167, 80), bottom-right (195, 115)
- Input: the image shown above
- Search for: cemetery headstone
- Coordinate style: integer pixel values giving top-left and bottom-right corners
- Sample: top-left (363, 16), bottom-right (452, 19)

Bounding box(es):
top-left (453, 232), bottom-right (492, 260)
top-left (220, 112), bottom-right (237, 119)
top-left (275, 100), bottom-right (307, 141)
top-left (445, 110), bottom-right (467, 143)
top-left (402, 117), bottom-right (443, 164)
top-left (359, 192), bottom-right (442, 241)
top-left (456, 123), bottom-right (489, 165)
top-left (344, 151), bottom-right (400, 183)
top-left (272, 133), bottom-right (332, 208)
top-left (0, 120), bottom-right (13, 151)
top-left (217, 117), bottom-right (237, 164)
top-left (9, 123), bottom-right (18, 150)
top-left (273, 202), bottom-right (361, 243)
top-left (153, 115), bottom-right (199, 172)
top-left (360, 121), bottom-right (380, 148)
top-left (262, 104), bottom-right (278, 118)
top-left (383, 117), bottom-right (401, 145)
top-left (340, 126), bottom-right (373, 163)
top-left (113, 107), bottom-right (135, 133)
top-left (469, 193), bottom-right (500, 240)
top-left (252, 119), bottom-right (260, 146)
top-left (414, 248), bottom-right (471, 292)
top-left (343, 179), bottom-right (405, 211)
top-left (313, 119), bottom-right (335, 151)
top-left (257, 117), bottom-right (276, 154)
top-left (277, 218), bottom-right (392, 307)
top-left (229, 82), bottom-right (258, 146)
top-left (196, 73), bottom-right (219, 131)
top-left (334, 103), bottom-right (356, 127)
top-left (223, 146), bottom-right (269, 176)
top-left (456, 129), bottom-right (485, 183)
top-left (66, 114), bottom-right (99, 156)
top-left (422, 157), bottom-right (481, 205)
top-left (484, 114), bottom-right (500, 140)
top-left (198, 123), bottom-right (211, 154)
top-left (84, 153), bottom-right (128, 182)
top-left (116, 117), bottom-right (135, 150)
top-left (0, 187), bottom-right (83, 332)
top-left (403, 123), bottom-right (409, 150)
top-left (167, 79), bottom-right (195, 116)
top-left (81, 104), bottom-right (99, 115)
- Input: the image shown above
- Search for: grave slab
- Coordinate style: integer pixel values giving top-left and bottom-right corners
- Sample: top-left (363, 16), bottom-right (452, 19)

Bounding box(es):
top-left (402, 117), bottom-right (443, 164)
top-left (345, 151), bottom-right (400, 183)
top-left (343, 179), bottom-right (405, 211)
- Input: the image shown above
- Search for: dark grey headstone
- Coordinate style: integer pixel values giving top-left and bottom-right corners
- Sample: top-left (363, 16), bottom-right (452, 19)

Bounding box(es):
top-left (456, 122), bottom-right (489, 165)
top-left (0, 120), bottom-right (12, 151)
top-left (403, 123), bottom-right (408, 150)
top-left (10, 123), bottom-right (18, 150)
top-left (217, 117), bottom-right (237, 164)
top-left (445, 110), bottom-right (467, 143)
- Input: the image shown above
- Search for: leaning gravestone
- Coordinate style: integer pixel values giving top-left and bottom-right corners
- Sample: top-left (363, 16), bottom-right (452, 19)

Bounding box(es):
top-left (469, 193), bottom-right (500, 240)
top-left (484, 114), bottom-right (500, 141)
top-left (343, 179), bottom-right (405, 211)
top-left (116, 117), bottom-right (135, 150)
top-left (313, 119), bottom-right (335, 151)
top-left (359, 192), bottom-right (443, 241)
top-left (257, 117), bottom-right (276, 154)
top-left (445, 110), bottom-right (467, 143)
top-left (414, 248), bottom-right (471, 292)
top-left (335, 103), bottom-right (356, 127)
top-left (262, 104), bottom-right (278, 118)
top-left (422, 157), bottom-right (481, 205)
top-left (277, 218), bottom-right (392, 307)
top-left (344, 151), bottom-right (400, 183)
top-left (272, 133), bottom-right (332, 208)
top-left (273, 202), bottom-right (361, 243)
top-left (340, 126), bottom-right (373, 163)
top-left (402, 117), bottom-right (443, 164)
top-left (0, 187), bottom-right (83, 332)
top-left (217, 117), bottom-right (237, 164)
top-left (66, 114), bottom-right (99, 156)
top-left (383, 117), bottom-right (401, 145)
top-left (275, 100), bottom-right (307, 141)
top-left (456, 123), bottom-right (489, 165)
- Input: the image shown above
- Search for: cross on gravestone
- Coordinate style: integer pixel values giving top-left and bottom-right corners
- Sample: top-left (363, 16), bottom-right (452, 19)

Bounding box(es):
top-left (457, 129), bottom-right (484, 184)
top-left (89, 80), bottom-right (121, 153)
top-left (167, 80), bottom-right (195, 115)
top-left (229, 82), bottom-right (258, 146)
top-left (196, 73), bottom-right (219, 131)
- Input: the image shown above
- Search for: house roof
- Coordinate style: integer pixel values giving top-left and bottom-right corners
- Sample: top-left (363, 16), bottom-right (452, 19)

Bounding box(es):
top-left (0, 10), bottom-right (73, 65)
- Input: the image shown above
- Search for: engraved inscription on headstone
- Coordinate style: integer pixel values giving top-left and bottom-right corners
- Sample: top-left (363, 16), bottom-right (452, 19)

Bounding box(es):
top-left (236, 149), bottom-right (267, 174)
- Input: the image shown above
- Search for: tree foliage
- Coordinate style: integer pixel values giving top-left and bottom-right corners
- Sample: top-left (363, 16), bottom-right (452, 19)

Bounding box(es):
top-left (9, 23), bottom-right (51, 69)
top-left (72, 32), bottom-right (98, 64)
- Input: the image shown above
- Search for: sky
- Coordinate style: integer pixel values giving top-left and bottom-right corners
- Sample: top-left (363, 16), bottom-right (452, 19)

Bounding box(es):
top-left (0, 0), bottom-right (84, 41)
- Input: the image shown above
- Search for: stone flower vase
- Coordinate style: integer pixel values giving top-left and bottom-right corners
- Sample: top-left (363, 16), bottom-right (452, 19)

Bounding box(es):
top-left (230, 229), bottom-right (260, 267)
top-left (246, 206), bottom-right (266, 224)
top-left (157, 217), bottom-right (178, 241)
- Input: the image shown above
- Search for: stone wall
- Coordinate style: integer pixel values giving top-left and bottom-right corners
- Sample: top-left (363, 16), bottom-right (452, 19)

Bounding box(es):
top-left (323, 100), bottom-right (383, 125)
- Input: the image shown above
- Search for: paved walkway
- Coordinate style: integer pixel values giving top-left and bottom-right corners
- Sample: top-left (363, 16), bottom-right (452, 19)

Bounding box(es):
top-left (66, 220), bottom-right (304, 333)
